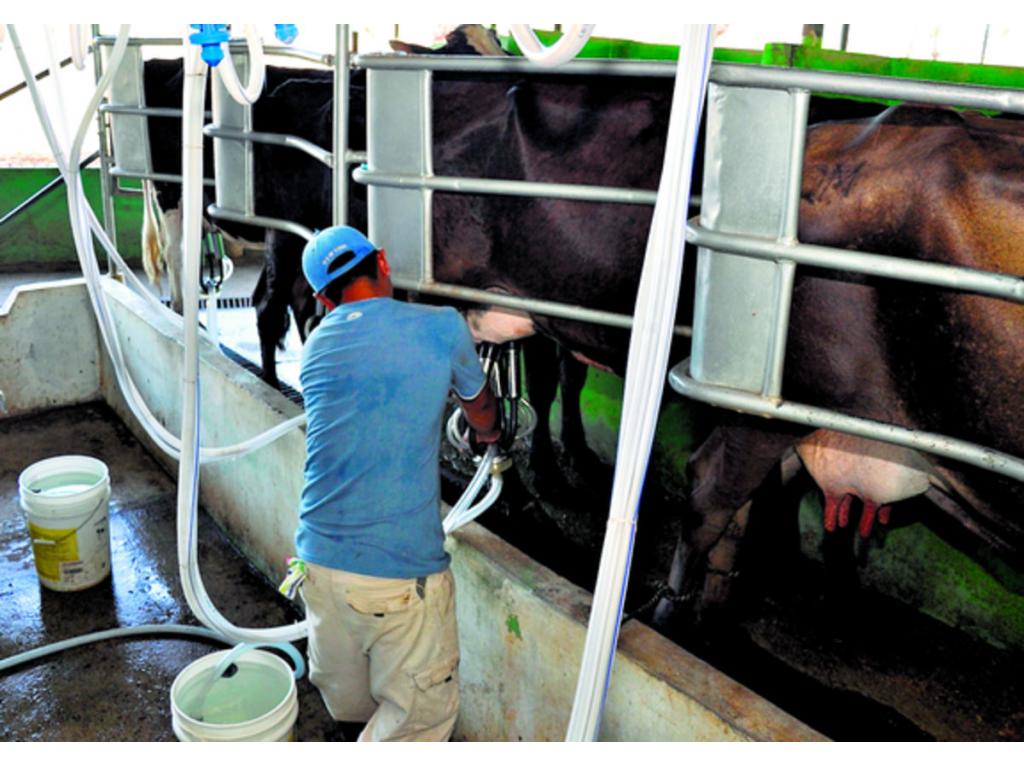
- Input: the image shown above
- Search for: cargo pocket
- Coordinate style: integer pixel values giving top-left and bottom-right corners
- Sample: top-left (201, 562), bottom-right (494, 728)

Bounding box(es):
top-left (344, 581), bottom-right (419, 617)
top-left (413, 653), bottom-right (460, 692)
top-left (405, 651), bottom-right (460, 738)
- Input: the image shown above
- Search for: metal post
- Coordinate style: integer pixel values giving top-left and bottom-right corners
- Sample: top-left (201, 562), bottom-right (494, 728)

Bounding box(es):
top-left (333, 24), bottom-right (349, 227)
top-left (92, 23), bottom-right (119, 276)
top-left (763, 89), bottom-right (810, 399)
top-left (421, 69), bottom-right (434, 284)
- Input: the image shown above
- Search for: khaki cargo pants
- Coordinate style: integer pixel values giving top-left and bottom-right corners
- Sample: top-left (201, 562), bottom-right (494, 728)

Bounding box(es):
top-left (301, 563), bottom-right (460, 741)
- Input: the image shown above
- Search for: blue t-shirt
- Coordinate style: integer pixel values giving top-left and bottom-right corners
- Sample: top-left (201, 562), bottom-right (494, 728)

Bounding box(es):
top-left (295, 298), bottom-right (486, 579)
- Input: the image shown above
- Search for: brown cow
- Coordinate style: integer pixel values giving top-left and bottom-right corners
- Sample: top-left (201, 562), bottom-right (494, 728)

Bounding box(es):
top-left (657, 106), bottom-right (1024, 623)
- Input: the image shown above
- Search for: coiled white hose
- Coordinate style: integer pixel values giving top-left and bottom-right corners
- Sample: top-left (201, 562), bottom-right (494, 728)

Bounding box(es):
top-left (8, 24), bottom-right (309, 648)
top-left (565, 25), bottom-right (714, 741)
top-left (509, 24), bottom-right (595, 66)
top-left (7, 25), bottom-right (306, 467)
top-left (215, 24), bottom-right (266, 104)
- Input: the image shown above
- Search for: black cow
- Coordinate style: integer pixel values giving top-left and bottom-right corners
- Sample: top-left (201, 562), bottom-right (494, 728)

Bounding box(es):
top-left (141, 58), bottom-right (359, 388)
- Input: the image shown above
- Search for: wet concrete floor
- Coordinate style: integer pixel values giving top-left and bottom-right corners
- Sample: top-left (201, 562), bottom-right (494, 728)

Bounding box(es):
top-left (0, 403), bottom-right (343, 741)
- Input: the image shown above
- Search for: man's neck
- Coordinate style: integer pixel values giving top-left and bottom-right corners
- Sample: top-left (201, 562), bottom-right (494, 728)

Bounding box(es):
top-left (340, 279), bottom-right (389, 304)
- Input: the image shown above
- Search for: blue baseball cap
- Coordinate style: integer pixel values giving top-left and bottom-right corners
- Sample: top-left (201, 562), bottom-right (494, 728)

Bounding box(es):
top-left (302, 226), bottom-right (379, 294)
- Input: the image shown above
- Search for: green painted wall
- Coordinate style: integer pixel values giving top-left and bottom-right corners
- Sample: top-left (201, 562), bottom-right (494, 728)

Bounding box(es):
top-left (0, 168), bottom-right (143, 268)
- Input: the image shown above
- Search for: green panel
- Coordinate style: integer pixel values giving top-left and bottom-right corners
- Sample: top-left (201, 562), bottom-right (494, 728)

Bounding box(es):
top-left (763, 42), bottom-right (1024, 90)
top-left (798, 492), bottom-right (1024, 650)
top-left (0, 168), bottom-right (143, 268)
top-left (498, 29), bottom-right (759, 65)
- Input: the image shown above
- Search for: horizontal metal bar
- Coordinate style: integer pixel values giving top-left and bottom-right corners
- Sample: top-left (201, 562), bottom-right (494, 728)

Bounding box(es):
top-left (669, 358), bottom-right (1024, 483)
top-left (109, 167), bottom-right (214, 187)
top-left (100, 104), bottom-right (212, 120)
top-left (688, 222), bottom-right (1024, 304)
top-left (0, 55), bottom-right (76, 105)
top-left (354, 55), bottom-right (1024, 114)
top-left (113, 180), bottom-right (144, 197)
top-left (0, 152), bottom-right (100, 228)
top-left (354, 53), bottom-right (676, 78)
top-left (347, 150), bottom-right (367, 165)
top-left (711, 62), bottom-right (1024, 114)
top-left (206, 204), bottom-right (314, 241)
top-left (95, 36), bottom-right (333, 66)
top-left (353, 167), bottom-right (657, 206)
top-left (391, 277), bottom-right (692, 338)
top-left (204, 125), bottom-right (333, 166)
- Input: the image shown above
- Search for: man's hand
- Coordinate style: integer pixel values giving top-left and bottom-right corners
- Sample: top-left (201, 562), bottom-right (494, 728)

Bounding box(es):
top-left (469, 423), bottom-right (502, 453)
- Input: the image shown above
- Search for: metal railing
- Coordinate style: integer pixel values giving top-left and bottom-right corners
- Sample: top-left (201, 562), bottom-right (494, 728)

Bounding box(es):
top-left (671, 63), bottom-right (1024, 483)
top-left (94, 28), bottom-right (353, 238)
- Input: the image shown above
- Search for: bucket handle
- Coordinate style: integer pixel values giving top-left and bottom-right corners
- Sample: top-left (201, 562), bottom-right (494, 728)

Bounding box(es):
top-left (211, 641), bottom-right (306, 682)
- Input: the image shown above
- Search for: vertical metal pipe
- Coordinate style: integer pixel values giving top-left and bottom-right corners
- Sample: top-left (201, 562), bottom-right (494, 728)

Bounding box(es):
top-left (421, 69), bottom-right (434, 283)
top-left (780, 89), bottom-right (810, 242)
top-left (332, 24), bottom-right (349, 227)
top-left (92, 23), bottom-right (119, 276)
top-left (762, 89), bottom-right (810, 399)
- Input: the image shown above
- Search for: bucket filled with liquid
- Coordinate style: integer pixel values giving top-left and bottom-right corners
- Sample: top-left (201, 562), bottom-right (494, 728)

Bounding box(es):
top-left (170, 643), bottom-right (303, 742)
top-left (19, 455), bottom-right (111, 591)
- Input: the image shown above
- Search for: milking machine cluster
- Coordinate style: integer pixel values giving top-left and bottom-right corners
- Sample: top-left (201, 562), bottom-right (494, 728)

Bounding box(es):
top-left (447, 340), bottom-right (537, 459)
top-left (442, 340), bottom-right (537, 535)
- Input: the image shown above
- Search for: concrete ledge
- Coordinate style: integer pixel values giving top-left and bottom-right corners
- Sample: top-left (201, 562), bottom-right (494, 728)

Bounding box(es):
top-left (0, 278), bottom-right (100, 416)
top-left (449, 523), bottom-right (824, 741)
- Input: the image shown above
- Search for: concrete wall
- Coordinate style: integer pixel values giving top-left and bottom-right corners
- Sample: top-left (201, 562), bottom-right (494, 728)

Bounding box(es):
top-left (0, 278), bottom-right (100, 416)
top-left (449, 524), bottom-right (823, 741)
top-left (0, 278), bottom-right (823, 741)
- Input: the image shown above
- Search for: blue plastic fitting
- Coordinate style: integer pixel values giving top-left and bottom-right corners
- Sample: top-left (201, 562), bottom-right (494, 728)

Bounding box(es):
top-left (275, 24), bottom-right (298, 45)
top-left (189, 24), bottom-right (230, 67)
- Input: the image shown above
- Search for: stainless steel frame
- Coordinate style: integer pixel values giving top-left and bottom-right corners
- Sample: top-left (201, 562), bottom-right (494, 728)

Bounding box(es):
top-left (677, 66), bottom-right (1024, 482)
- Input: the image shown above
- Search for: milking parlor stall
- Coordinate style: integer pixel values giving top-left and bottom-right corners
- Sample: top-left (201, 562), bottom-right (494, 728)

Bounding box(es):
top-left (1, 22), bottom-right (1022, 745)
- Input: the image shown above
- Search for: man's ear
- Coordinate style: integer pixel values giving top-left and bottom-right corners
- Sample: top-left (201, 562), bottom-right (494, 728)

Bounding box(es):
top-left (377, 250), bottom-right (391, 277)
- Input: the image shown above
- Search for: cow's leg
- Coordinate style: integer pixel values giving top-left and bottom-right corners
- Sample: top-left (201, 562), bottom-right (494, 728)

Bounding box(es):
top-left (161, 206), bottom-right (184, 314)
top-left (253, 231), bottom-right (303, 389)
top-left (290, 272), bottom-right (317, 342)
top-left (557, 349), bottom-right (605, 479)
top-left (522, 335), bottom-right (561, 490)
top-left (653, 420), bottom-right (804, 630)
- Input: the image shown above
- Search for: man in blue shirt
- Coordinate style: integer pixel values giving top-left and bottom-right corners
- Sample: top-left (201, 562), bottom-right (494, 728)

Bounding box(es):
top-left (296, 226), bottom-right (500, 741)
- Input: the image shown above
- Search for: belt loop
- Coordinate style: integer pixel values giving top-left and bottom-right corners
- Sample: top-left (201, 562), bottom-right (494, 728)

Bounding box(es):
top-left (415, 576), bottom-right (427, 600)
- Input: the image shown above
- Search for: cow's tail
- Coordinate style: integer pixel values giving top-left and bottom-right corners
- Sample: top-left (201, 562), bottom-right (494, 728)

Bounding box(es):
top-left (141, 179), bottom-right (164, 285)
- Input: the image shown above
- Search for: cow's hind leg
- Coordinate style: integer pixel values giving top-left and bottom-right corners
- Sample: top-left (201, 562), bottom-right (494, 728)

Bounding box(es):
top-left (653, 420), bottom-right (804, 631)
top-left (522, 335), bottom-right (563, 493)
top-left (256, 231), bottom-right (311, 389)
top-left (523, 337), bottom-right (606, 502)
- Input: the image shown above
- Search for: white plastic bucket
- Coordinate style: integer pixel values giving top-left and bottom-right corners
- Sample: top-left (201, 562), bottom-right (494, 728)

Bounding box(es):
top-left (18, 455), bottom-right (112, 592)
top-left (170, 645), bottom-right (301, 742)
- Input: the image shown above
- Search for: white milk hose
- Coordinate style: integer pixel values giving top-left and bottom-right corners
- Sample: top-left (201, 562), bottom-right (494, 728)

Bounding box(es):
top-left (565, 26), bottom-right (714, 741)
top-left (6, 24), bottom-right (306, 650)
top-left (7, 25), bottom-right (306, 467)
top-left (509, 25), bottom-right (595, 66)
